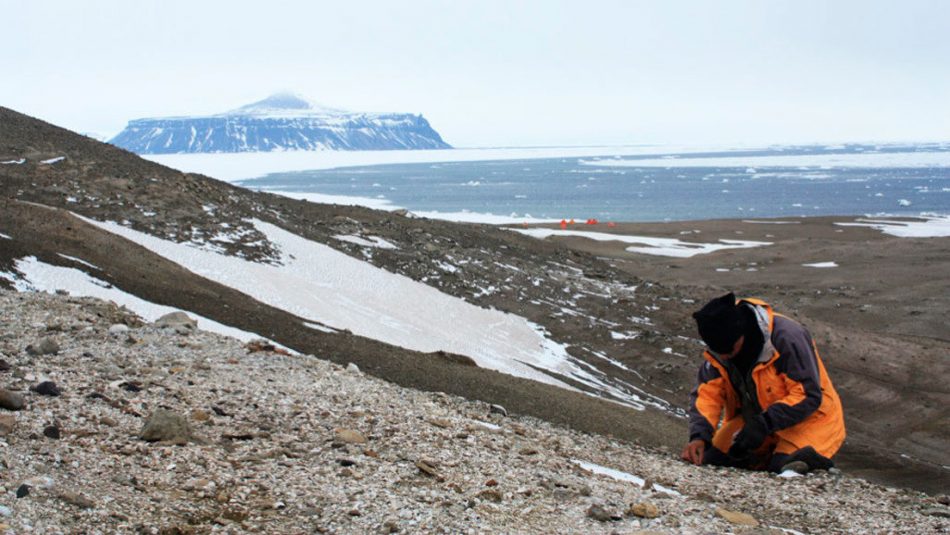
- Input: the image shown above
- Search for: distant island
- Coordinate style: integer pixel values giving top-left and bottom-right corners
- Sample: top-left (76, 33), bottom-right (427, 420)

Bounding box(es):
top-left (109, 92), bottom-right (451, 154)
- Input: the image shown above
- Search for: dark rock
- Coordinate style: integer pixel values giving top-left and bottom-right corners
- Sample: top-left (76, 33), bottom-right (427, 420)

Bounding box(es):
top-left (477, 489), bottom-right (503, 503)
top-left (16, 484), bottom-right (29, 498)
top-left (0, 389), bottom-right (25, 411)
top-left (25, 338), bottom-right (59, 356)
top-left (338, 458), bottom-right (357, 467)
top-left (31, 381), bottom-right (62, 396)
top-left (586, 504), bottom-right (617, 522)
top-left (140, 409), bottom-right (193, 444)
top-left (43, 424), bottom-right (61, 439)
top-left (0, 359), bottom-right (10, 371)
top-left (119, 381), bottom-right (143, 392)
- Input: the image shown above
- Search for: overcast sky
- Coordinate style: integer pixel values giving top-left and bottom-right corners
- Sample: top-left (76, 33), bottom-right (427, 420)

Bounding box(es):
top-left (4, 0), bottom-right (949, 147)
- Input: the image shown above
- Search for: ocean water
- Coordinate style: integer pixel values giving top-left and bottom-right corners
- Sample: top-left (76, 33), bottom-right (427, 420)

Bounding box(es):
top-left (236, 143), bottom-right (950, 222)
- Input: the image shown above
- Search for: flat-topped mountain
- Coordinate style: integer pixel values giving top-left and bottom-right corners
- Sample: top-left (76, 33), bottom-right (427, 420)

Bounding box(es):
top-left (109, 93), bottom-right (451, 154)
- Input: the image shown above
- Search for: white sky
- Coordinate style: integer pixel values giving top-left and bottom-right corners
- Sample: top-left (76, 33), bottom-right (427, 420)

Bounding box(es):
top-left (3, 0), bottom-right (949, 147)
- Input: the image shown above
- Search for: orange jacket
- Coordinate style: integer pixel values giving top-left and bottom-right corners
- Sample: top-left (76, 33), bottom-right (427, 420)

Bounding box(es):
top-left (688, 298), bottom-right (846, 458)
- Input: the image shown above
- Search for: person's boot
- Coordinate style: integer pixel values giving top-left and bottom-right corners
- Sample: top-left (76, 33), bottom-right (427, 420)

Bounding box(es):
top-left (779, 460), bottom-right (810, 474)
top-left (782, 446), bottom-right (834, 473)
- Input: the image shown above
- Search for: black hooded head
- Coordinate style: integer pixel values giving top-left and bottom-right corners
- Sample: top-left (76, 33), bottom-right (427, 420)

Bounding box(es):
top-left (692, 292), bottom-right (745, 354)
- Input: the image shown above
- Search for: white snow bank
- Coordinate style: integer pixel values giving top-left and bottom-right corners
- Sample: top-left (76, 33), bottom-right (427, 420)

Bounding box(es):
top-left (508, 228), bottom-right (771, 258)
top-left (581, 151), bottom-right (950, 169)
top-left (3, 256), bottom-right (267, 344)
top-left (1, 159), bottom-right (25, 165)
top-left (77, 215), bottom-right (659, 410)
top-left (802, 261), bottom-right (838, 268)
top-left (333, 234), bottom-right (399, 249)
top-left (571, 459), bottom-right (681, 496)
top-left (834, 215), bottom-right (950, 237)
top-left (742, 219), bottom-right (801, 225)
top-left (146, 144), bottom-right (739, 182)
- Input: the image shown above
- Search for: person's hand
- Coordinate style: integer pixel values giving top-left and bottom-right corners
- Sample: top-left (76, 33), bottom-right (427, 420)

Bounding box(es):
top-left (680, 439), bottom-right (706, 465)
top-left (728, 413), bottom-right (769, 459)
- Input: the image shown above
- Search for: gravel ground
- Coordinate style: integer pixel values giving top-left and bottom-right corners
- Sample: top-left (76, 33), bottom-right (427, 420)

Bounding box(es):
top-left (0, 289), bottom-right (946, 534)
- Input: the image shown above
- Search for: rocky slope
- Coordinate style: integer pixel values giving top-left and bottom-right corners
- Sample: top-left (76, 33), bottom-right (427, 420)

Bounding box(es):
top-left (108, 93), bottom-right (451, 153)
top-left (1, 290), bottom-right (947, 534)
top-left (1, 105), bottom-right (947, 495)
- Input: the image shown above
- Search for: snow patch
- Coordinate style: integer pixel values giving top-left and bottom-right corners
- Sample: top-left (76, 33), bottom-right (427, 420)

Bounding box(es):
top-left (1, 159), bottom-right (25, 165)
top-left (835, 215), bottom-right (950, 237)
top-left (56, 253), bottom-right (100, 270)
top-left (6, 256), bottom-right (268, 344)
top-left (571, 459), bottom-right (681, 496)
top-left (40, 156), bottom-right (65, 165)
top-left (76, 215), bottom-right (658, 410)
top-left (333, 234), bottom-right (399, 249)
top-left (0, 233), bottom-right (11, 240)
top-left (802, 261), bottom-right (838, 268)
top-left (508, 228), bottom-right (771, 258)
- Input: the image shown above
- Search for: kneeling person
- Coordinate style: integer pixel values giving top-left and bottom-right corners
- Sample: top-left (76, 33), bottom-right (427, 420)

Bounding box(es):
top-left (681, 293), bottom-right (846, 473)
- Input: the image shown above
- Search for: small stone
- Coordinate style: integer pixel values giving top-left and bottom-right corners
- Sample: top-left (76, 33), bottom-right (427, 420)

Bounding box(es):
top-left (16, 484), bottom-right (29, 498)
top-left (428, 418), bottom-right (452, 429)
top-left (191, 409), bottom-right (210, 422)
top-left (335, 428), bottom-right (367, 444)
top-left (415, 460), bottom-right (444, 480)
top-left (0, 414), bottom-right (15, 435)
top-left (0, 359), bottom-right (10, 371)
top-left (922, 507), bottom-right (950, 518)
top-left (519, 448), bottom-right (538, 456)
top-left (489, 404), bottom-right (508, 417)
top-left (25, 338), bottom-right (59, 356)
top-left (31, 381), bottom-right (62, 396)
top-left (155, 312), bottom-right (197, 333)
top-left (338, 458), bottom-right (357, 467)
top-left (379, 520), bottom-right (399, 533)
top-left (119, 381), bottom-right (142, 392)
top-left (485, 479), bottom-right (499, 487)
top-left (586, 504), bottom-right (616, 522)
top-left (346, 363), bottom-right (361, 374)
top-left (627, 502), bottom-right (660, 519)
top-left (936, 495), bottom-right (950, 506)
top-left (108, 324), bottom-right (130, 336)
top-left (0, 505), bottom-right (10, 517)
top-left (56, 489), bottom-right (95, 509)
top-left (140, 409), bottom-right (193, 444)
top-left (348, 509), bottom-right (361, 517)
top-left (0, 389), bottom-right (24, 411)
top-left (99, 416), bottom-right (118, 427)
top-left (43, 424), bottom-right (61, 439)
top-left (716, 507), bottom-right (759, 526)
top-left (477, 489), bottom-right (503, 503)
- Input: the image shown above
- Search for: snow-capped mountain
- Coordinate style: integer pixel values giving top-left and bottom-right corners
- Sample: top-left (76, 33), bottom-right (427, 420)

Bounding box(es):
top-left (109, 93), bottom-right (451, 154)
